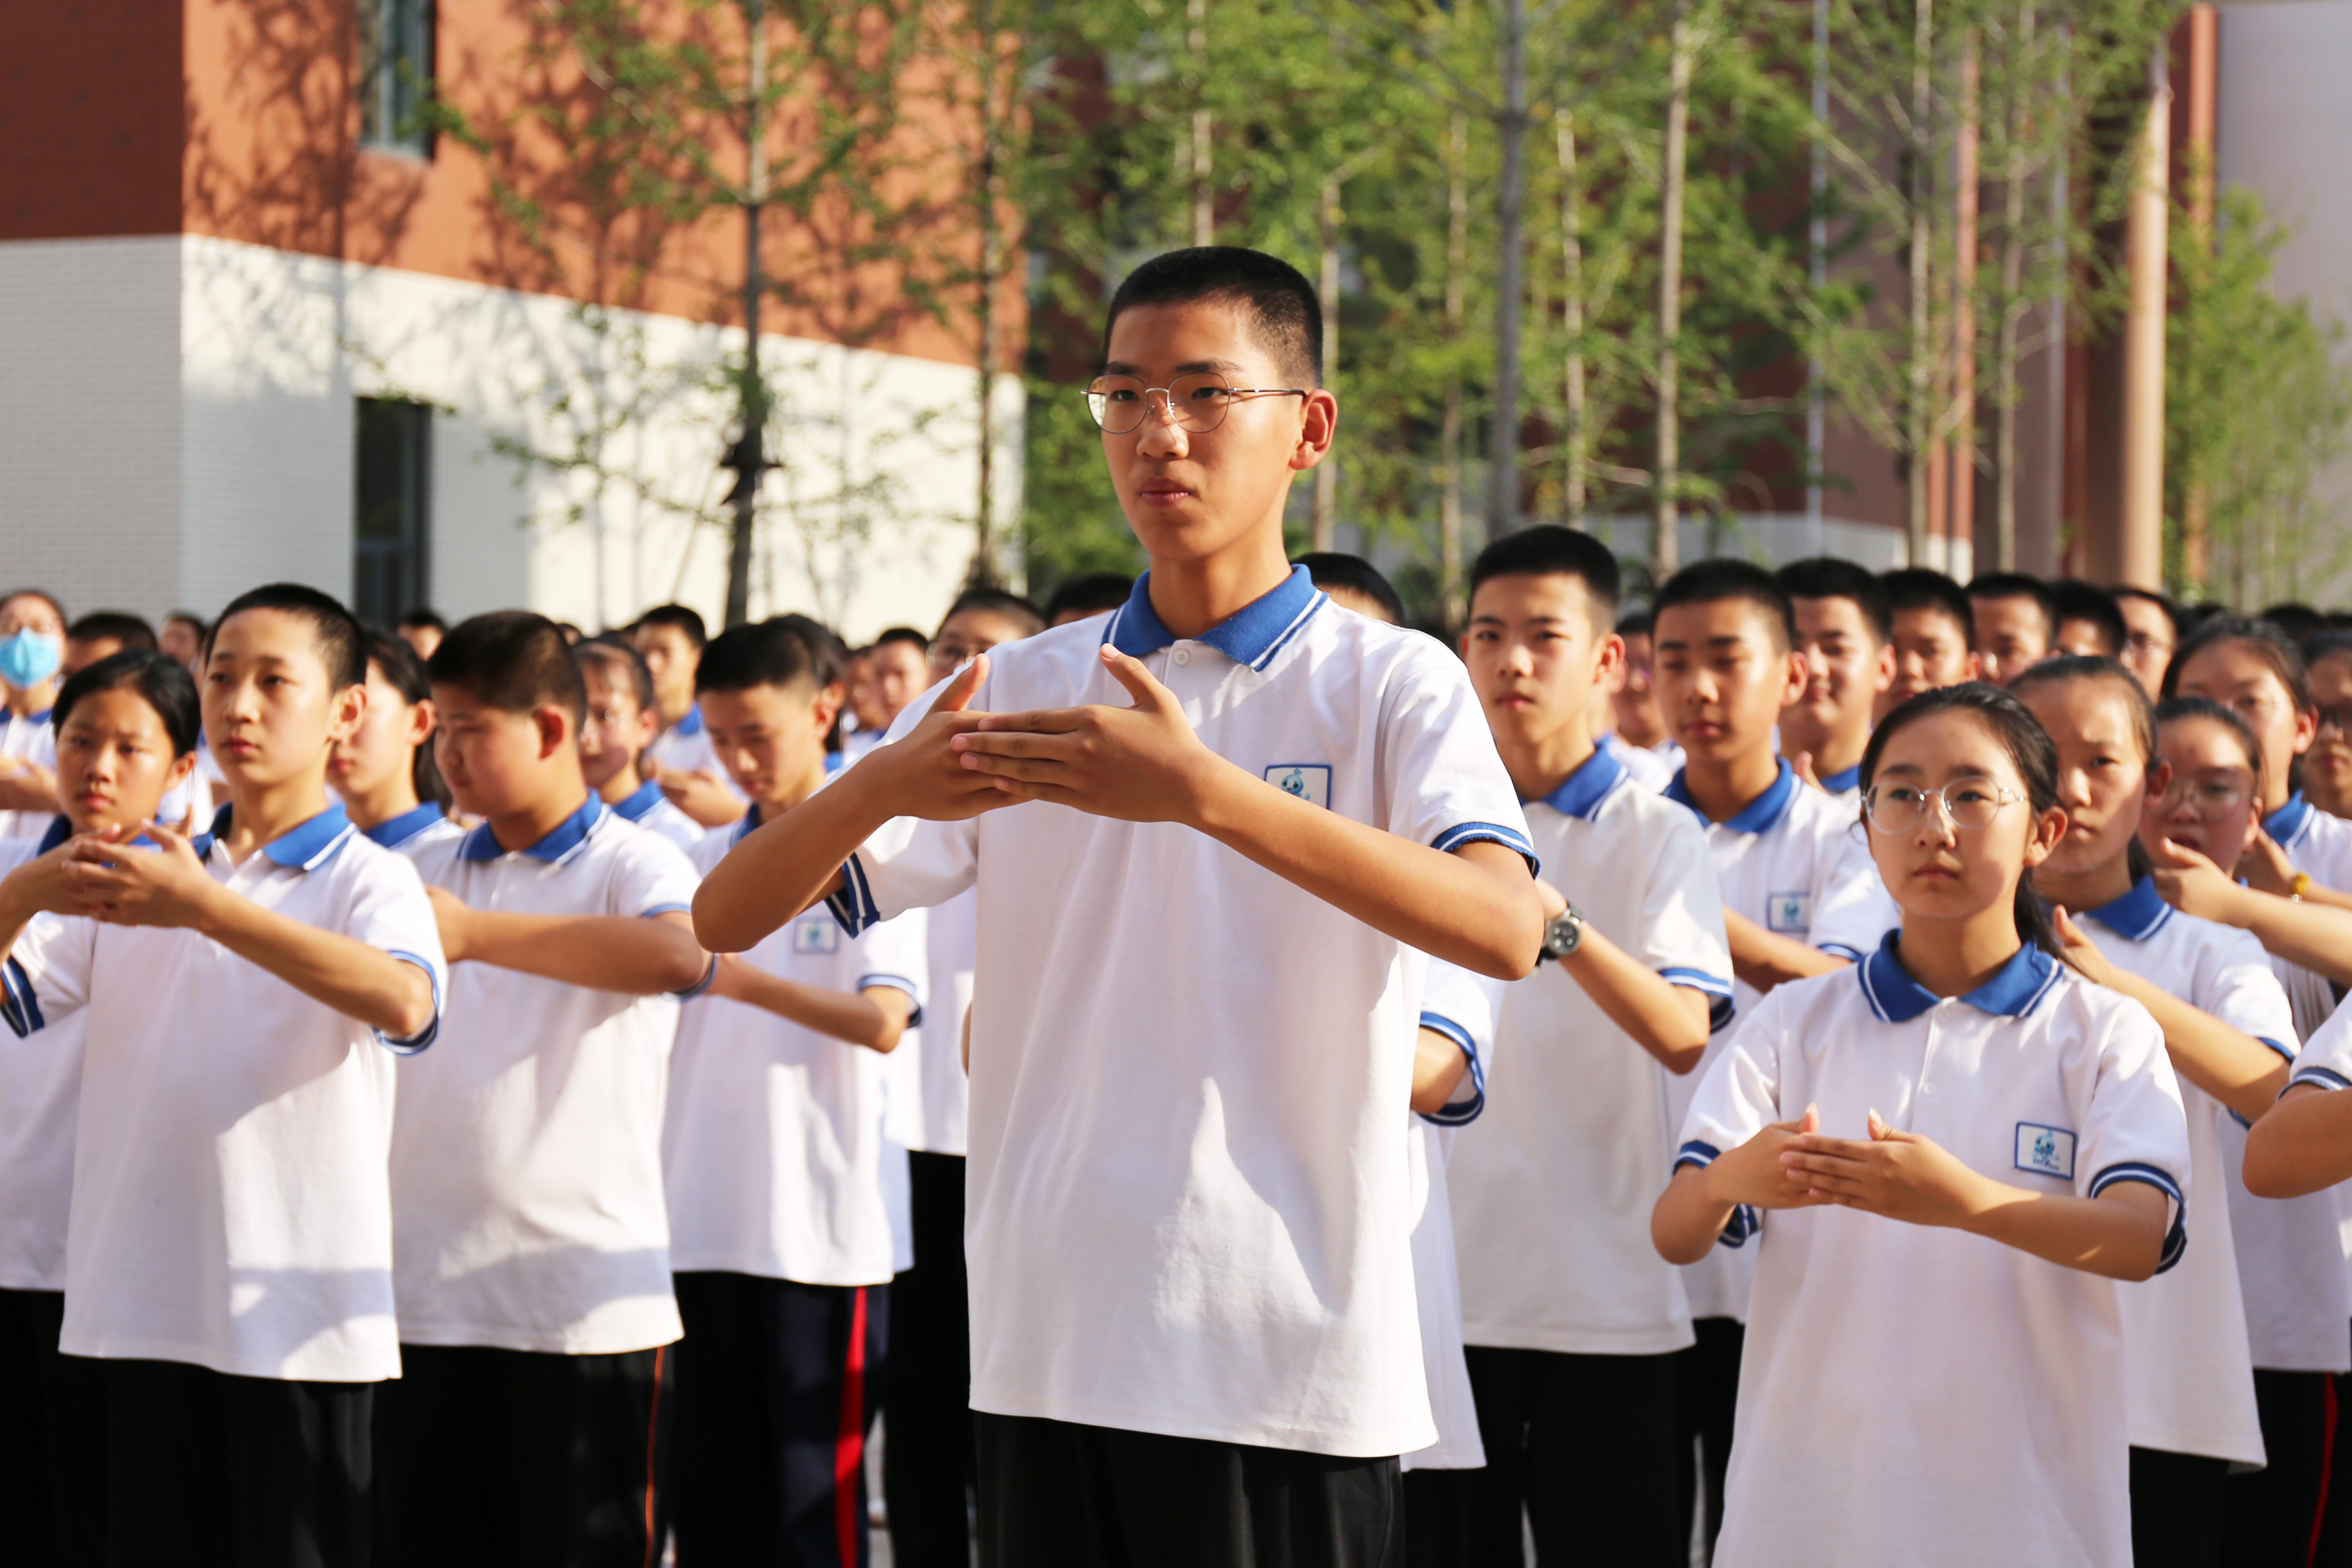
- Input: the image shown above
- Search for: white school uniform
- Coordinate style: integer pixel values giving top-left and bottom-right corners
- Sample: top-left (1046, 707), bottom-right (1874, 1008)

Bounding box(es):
top-left (1601, 730), bottom-right (1673, 793)
top-left (391, 797), bottom-right (704, 1355)
top-left (1449, 746), bottom-right (1732, 1357)
top-left (1679, 935), bottom-right (2190, 1568)
top-left (361, 801), bottom-right (468, 856)
top-left (833, 567), bottom-right (1535, 1457)
top-left (1813, 758), bottom-right (1862, 811)
top-left (609, 776), bottom-right (706, 852)
top-left (2081, 877), bottom-right (2284, 1465)
top-left (887, 886), bottom-right (975, 1158)
top-left (648, 701), bottom-right (750, 805)
top-left (0, 703), bottom-right (57, 840)
top-left (1401, 960), bottom-right (1504, 1473)
top-left (1660, 756), bottom-right (1898, 1323)
top-left (666, 817), bottom-right (925, 1286)
top-left (0, 803), bottom-right (446, 1381)
top-left (2268, 792), bottom-right (2352, 894)
top-left (0, 821), bottom-right (85, 1292)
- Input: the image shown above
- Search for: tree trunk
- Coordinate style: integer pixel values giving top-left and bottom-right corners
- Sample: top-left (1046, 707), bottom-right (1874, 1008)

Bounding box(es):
top-left (970, 0), bottom-right (1000, 586)
top-left (1442, 112), bottom-right (1468, 629)
top-left (1949, 34), bottom-right (1979, 575)
top-left (1653, 0), bottom-right (1693, 583)
top-left (726, 0), bottom-right (768, 629)
top-left (1486, 0), bottom-right (1528, 539)
top-left (1558, 109), bottom-right (1586, 527)
top-left (1904, 0), bottom-right (1934, 566)
top-left (1993, 0), bottom-right (2032, 572)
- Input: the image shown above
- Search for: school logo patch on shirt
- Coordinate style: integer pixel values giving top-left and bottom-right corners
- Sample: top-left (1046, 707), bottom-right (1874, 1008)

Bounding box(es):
top-left (1264, 764), bottom-right (1331, 809)
top-left (792, 917), bottom-right (841, 955)
top-left (2014, 1122), bottom-right (2077, 1182)
top-left (1766, 891), bottom-right (1812, 933)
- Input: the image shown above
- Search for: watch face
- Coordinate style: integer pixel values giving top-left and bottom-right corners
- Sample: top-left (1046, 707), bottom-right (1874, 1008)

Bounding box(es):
top-left (1545, 912), bottom-right (1581, 954)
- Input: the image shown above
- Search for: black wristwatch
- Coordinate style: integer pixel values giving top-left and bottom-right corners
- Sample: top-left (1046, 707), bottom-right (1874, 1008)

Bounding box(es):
top-left (1537, 906), bottom-right (1586, 964)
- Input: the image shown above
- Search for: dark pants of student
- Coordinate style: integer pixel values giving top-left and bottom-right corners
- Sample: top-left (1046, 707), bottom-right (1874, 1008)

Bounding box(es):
top-left (1462, 1345), bottom-right (1682, 1568)
top-left (2130, 1446), bottom-right (2230, 1568)
top-left (1671, 1316), bottom-right (1743, 1561)
top-left (374, 1341), bottom-right (664, 1568)
top-left (671, 1271), bottom-right (888, 1568)
top-left (886, 1150), bottom-right (976, 1568)
top-left (98, 1355), bottom-right (375, 1568)
top-left (2316, 1370), bottom-right (2352, 1567)
top-left (0, 1289), bottom-right (106, 1567)
top-left (974, 1412), bottom-right (1403, 1568)
top-left (2225, 1369), bottom-right (2332, 1567)
top-left (1400, 1468), bottom-right (1477, 1568)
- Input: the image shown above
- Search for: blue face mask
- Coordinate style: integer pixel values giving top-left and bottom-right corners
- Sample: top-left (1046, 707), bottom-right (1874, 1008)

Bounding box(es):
top-left (0, 630), bottom-right (63, 692)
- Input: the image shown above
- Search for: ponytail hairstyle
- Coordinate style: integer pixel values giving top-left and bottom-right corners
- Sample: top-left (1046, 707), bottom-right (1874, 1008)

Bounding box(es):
top-left (1858, 681), bottom-right (2064, 956)
top-left (362, 629), bottom-right (452, 811)
top-left (2153, 694), bottom-right (2266, 803)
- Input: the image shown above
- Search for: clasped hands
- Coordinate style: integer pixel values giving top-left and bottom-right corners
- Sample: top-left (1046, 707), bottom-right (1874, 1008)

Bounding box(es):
top-left (13, 822), bottom-right (223, 930)
top-left (1706, 1104), bottom-right (1990, 1230)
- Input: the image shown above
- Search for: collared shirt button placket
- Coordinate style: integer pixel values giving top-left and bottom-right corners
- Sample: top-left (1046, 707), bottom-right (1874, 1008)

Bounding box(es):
top-left (1172, 647), bottom-right (1191, 666)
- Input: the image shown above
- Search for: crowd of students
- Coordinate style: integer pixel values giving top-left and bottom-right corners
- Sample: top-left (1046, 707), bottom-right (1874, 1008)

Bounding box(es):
top-left (7, 243), bottom-right (2352, 1568)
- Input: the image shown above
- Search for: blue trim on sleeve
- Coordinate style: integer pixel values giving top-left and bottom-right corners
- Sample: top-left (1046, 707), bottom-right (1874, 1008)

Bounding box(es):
top-left (1, 954), bottom-right (46, 1037)
top-left (2090, 1161), bottom-right (2188, 1275)
top-left (375, 950), bottom-right (442, 1054)
top-left (2290, 1065), bottom-right (2352, 1092)
top-left (857, 972), bottom-right (924, 1030)
top-left (639, 903), bottom-right (693, 920)
top-left (1818, 941), bottom-right (1864, 962)
top-left (675, 954), bottom-right (719, 1001)
top-left (2257, 1036), bottom-right (2297, 1064)
top-left (1660, 967), bottom-right (1736, 1034)
top-left (1717, 1203), bottom-right (1761, 1249)
top-left (1416, 1009), bottom-right (1485, 1126)
top-left (1430, 821), bottom-right (1540, 878)
top-left (825, 853), bottom-right (882, 937)
top-left (1674, 1138), bottom-right (1720, 1170)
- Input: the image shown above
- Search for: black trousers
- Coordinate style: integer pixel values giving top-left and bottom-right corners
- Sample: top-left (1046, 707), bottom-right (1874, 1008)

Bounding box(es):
top-left (374, 1341), bottom-right (665, 1568)
top-left (1671, 1317), bottom-right (1743, 1563)
top-left (0, 1289), bottom-right (105, 1566)
top-left (99, 1355), bottom-right (376, 1568)
top-left (974, 1411), bottom-right (1402, 1568)
top-left (2225, 1369), bottom-right (2331, 1568)
top-left (886, 1151), bottom-right (976, 1568)
top-left (672, 1271), bottom-right (888, 1568)
top-left (1463, 1345), bottom-right (1683, 1568)
top-left (2316, 1370), bottom-right (2352, 1567)
top-left (1401, 1468), bottom-right (1476, 1568)
top-left (2131, 1446), bottom-right (2230, 1568)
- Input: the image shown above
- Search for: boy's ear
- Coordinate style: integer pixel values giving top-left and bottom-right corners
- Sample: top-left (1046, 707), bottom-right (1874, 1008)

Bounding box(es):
top-left (812, 680), bottom-right (845, 735)
top-left (329, 681), bottom-right (369, 746)
top-left (1596, 632), bottom-right (1627, 689)
top-left (1286, 389), bottom-right (1339, 473)
top-left (534, 704), bottom-right (573, 760)
top-left (2144, 756), bottom-right (2173, 803)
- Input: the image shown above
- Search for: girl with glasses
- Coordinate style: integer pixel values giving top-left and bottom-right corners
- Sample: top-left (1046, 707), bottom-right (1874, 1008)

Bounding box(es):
top-left (2013, 655), bottom-right (2296, 1568)
top-left (2297, 633), bottom-right (2352, 823)
top-left (1653, 682), bottom-right (2189, 1568)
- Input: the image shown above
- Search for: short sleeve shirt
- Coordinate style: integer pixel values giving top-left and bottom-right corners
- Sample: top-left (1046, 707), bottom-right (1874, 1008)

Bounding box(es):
top-left (3, 804), bottom-right (446, 1381)
top-left (0, 823), bottom-right (84, 1291)
top-left (831, 567), bottom-right (1535, 1457)
top-left (2268, 793), bottom-right (2352, 894)
top-left (393, 799), bottom-right (702, 1354)
top-left (611, 778), bottom-right (706, 853)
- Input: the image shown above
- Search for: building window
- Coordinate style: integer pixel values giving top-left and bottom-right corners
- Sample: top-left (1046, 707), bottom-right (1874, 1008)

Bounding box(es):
top-left (360, 0), bottom-right (435, 155)
top-left (355, 399), bottom-right (432, 629)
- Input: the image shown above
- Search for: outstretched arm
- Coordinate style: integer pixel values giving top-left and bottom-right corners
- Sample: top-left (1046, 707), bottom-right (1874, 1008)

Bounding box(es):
top-left (434, 893), bottom-right (708, 997)
top-left (1652, 1106), bottom-right (1825, 1264)
top-left (2151, 836), bottom-right (2352, 987)
top-left (710, 958), bottom-right (916, 1053)
top-left (1722, 910), bottom-right (1849, 996)
top-left (2052, 906), bottom-right (2288, 1121)
top-left (2243, 1083), bottom-right (2352, 1198)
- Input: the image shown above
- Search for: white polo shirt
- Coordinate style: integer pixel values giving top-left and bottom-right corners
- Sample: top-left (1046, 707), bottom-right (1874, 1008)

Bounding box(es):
top-left (611, 777), bottom-right (706, 853)
top-left (1602, 731), bottom-right (1673, 793)
top-left (1679, 936), bottom-right (2189, 1568)
top-left (392, 797), bottom-right (703, 1355)
top-left (1814, 758), bottom-right (1862, 812)
top-left (0, 821), bottom-right (84, 1292)
top-left (1402, 959), bottom-right (1504, 1473)
top-left (0, 704), bottom-right (57, 840)
top-left (1449, 746), bottom-right (1732, 1357)
top-left (886, 886), bottom-right (976, 1157)
top-left (0, 803), bottom-right (445, 1381)
top-left (361, 801), bottom-right (468, 857)
top-left (831, 566), bottom-right (1535, 1457)
top-left (1660, 757), bottom-right (1898, 1323)
top-left (2268, 793), bottom-right (2352, 893)
top-left (666, 816), bottom-right (924, 1287)
top-left (2083, 878), bottom-right (2283, 1464)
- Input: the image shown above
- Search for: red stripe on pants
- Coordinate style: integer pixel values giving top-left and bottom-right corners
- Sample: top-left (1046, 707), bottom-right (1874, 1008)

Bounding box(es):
top-left (835, 1286), bottom-right (868, 1568)
top-left (2313, 1376), bottom-right (2338, 1567)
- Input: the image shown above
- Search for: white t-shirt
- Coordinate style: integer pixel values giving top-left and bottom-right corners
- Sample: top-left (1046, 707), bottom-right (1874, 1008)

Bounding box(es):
top-left (666, 818), bottom-right (925, 1287)
top-left (887, 886), bottom-right (975, 1157)
top-left (1680, 937), bottom-right (2189, 1568)
top-left (1813, 757), bottom-right (1862, 812)
top-left (0, 822), bottom-right (84, 1291)
top-left (1660, 756), bottom-right (1899, 1322)
top-left (2269, 792), bottom-right (2352, 893)
top-left (1450, 746), bottom-right (1732, 1356)
top-left (2083, 878), bottom-right (2282, 1464)
top-left (2, 803), bottom-right (445, 1380)
top-left (610, 777), bottom-right (706, 853)
top-left (1602, 730), bottom-right (1673, 793)
top-left (361, 801), bottom-right (469, 857)
top-left (832, 567), bottom-right (1535, 1457)
top-left (0, 704), bottom-right (58, 840)
top-left (391, 797), bottom-right (702, 1355)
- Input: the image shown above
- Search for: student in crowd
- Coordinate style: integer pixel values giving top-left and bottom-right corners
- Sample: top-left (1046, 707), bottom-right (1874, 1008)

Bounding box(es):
top-left (2299, 632), bottom-right (2352, 821)
top-left (664, 618), bottom-right (925, 1564)
top-left (1, 585), bottom-right (444, 1563)
top-left (0, 590), bottom-right (68, 838)
top-left (330, 630), bottom-right (460, 855)
top-left (2115, 587), bottom-right (2182, 693)
top-left (925, 589), bottom-right (1045, 681)
top-left (1631, 557), bottom-right (1898, 1552)
top-left (1610, 609), bottom-right (1682, 773)
top-left (1043, 571), bottom-right (1136, 628)
top-left (0, 649), bottom-right (197, 1565)
top-left (575, 636), bottom-right (704, 851)
top-left (378, 611), bottom-right (710, 1568)
top-left (2053, 580), bottom-right (2130, 661)
top-left (847, 628), bottom-right (930, 759)
top-left (2013, 656), bottom-right (2292, 1568)
top-left (1876, 568), bottom-right (1982, 719)
top-left (396, 609), bottom-right (447, 663)
top-left (2262, 603), bottom-right (2328, 648)
top-left (635, 603), bottom-right (746, 829)
top-left (159, 611), bottom-right (206, 673)
top-left (61, 612), bottom-right (156, 677)
top-left (1448, 525), bottom-right (1731, 1567)
top-left (1968, 572), bottom-right (2057, 685)
top-left (1653, 681), bottom-right (2189, 1568)
top-left (694, 245), bottom-right (1543, 1562)
top-left (1776, 558), bottom-right (1895, 806)
top-left (1297, 549), bottom-right (1407, 624)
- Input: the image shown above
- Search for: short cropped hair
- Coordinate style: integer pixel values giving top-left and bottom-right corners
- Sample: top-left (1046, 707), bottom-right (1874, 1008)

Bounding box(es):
top-left (2112, 585), bottom-right (2179, 634)
top-left (636, 603), bottom-right (708, 648)
top-left (575, 636), bottom-right (656, 713)
top-left (54, 649), bottom-right (201, 758)
top-left (699, 618), bottom-right (834, 697)
top-left (1616, 609), bottom-right (1654, 639)
top-left (2051, 580), bottom-right (2129, 658)
top-left (871, 626), bottom-right (929, 654)
top-left (1467, 527), bottom-right (1623, 626)
top-left (1651, 557), bottom-right (1795, 651)
top-left (1103, 246), bottom-right (1322, 387)
top-left (396, 608), bottom-right (448, 635)
top-left (66, 611), bottom-right (158, 652)
top-left (428, 611), bottom-right (587, 726)
top-left (940, 589), bottom-right (1045, 639)
top-left (207, 583), bottom-right (366, 689)
top-left (1297, 552), bottom-right (1407, 624)
top-left (1776, 558), bottom-right (1891, 643)
top-left (1967, 572), bottom-right (2058, 640)
top-left (1880, 568), bottom-right (1977, 648)
top-left (1042, 572), bottom-right (1135, 625)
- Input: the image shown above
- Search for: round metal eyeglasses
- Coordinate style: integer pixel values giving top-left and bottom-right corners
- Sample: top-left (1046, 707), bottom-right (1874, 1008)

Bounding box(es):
top-left (1084, 372), bottom-right (1309, 435)
top-left (1863, 781), bottom-right (2026, 835)
top-left (2150, 776), bottom-right (2254, 820)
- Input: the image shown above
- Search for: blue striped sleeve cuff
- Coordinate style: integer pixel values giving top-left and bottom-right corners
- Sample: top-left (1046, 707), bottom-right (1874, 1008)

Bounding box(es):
top-left (1429, 822), bottom-right (1540, 878)
top-left (2290, 1065), bottom-right (2352, 1093)
top-left (639, 902), bottom-right (693, 919)
top-left (0, 955), bottom-right (45, 1038)
top-left (1416, 1010), bottom-right (1485, 1127)
top-left (2090, 1161), bottom-right (2188, 1274)
top-left (825, 853), bottom-right (882, 937)
top-left (374, 951), bottom-right (441, 1055)
top-left (1673, 1141), bottom-right (1756, 1247)
top-left (1661, 968), bottom-right (1736, 1034)
top-left (858, 973), bottom-right (923, 1029)
top-left (1817, 942), bottom-right (1864, 961)
top-left (675, 954), bottom-right (719, 1001)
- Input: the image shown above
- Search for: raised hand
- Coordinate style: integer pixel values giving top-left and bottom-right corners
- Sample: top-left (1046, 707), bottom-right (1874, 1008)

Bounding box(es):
top-left (2146, 835), bottom-right (2245, 922)
top-left (2238, 828), bottom-right (2301, 898)
top-left (1705, 1104), bottom-right (1828, 1212)
top-left (2048, 905), bottom-right (2120, 990)
top-left (1780, 1108), bottom-right (1992, 1228)
top-left (65, 822), bottom-right (223, 929)
top-left (947, 645), bottom-right (1225, 824)
top-left (860, 654), bottom-right (1019, 823)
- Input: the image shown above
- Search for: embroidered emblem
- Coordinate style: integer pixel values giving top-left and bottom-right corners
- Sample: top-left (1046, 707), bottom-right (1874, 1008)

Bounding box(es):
top-left (2014, 1122), bottom-right (2077, 1181)
top-left (793, 917), bottom-right (841, 955)
top-left (1264, 763), bottom-right (1331, 809)
top-left (1766, 890), bottom-right (1812, 933)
